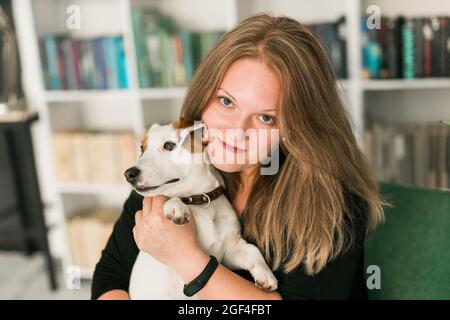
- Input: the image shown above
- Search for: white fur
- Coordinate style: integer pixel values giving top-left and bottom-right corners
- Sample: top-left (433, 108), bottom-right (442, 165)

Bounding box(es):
top-left (128, 122), bottom-right (277, 300)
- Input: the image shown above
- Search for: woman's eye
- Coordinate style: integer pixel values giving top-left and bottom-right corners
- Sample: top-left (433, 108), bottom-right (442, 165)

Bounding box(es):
top-left (163, 141), bottom-right (176, 151)
top-left (218, 96), bottom-right (233, 107)
top-left (259, 114), bottom-right (275, 125)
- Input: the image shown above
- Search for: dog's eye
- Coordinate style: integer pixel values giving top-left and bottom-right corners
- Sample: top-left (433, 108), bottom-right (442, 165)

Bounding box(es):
top-left (163, 141), bottom-right (176, 151)
top-left (140, 145), bottom-right (144, 153)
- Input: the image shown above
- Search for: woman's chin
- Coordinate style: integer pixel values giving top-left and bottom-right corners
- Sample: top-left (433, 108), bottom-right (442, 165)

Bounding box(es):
top-left (206, 141), bottom-right (260, 173)
top-left (210, 161), bottom-right (245, 173)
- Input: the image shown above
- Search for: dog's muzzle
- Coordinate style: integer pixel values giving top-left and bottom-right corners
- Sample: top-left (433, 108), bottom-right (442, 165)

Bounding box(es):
top-left (134, 178), bottom-right (180, 192)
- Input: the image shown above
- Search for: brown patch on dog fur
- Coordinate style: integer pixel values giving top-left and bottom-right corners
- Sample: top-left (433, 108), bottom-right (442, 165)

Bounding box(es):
top-left (140, 133), bottom-right (148, 154)
top-left (172, 118), bottom-right (209, 153)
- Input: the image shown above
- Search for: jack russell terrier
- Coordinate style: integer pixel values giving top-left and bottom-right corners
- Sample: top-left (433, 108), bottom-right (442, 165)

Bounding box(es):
top-left (124, 118), bottom-right (278, 299)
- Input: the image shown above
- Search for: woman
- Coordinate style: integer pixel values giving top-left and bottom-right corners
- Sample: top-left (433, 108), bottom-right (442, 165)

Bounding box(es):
top-left (91, 13), bottom-right (385, 300)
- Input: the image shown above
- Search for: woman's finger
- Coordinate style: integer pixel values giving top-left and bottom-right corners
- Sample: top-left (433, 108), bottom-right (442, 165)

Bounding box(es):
top-left (132, 226), bottom-right (138, 245)
top-left (135, 210), bottom-right (143, 225)
top-left (142, 196), bottom-right (153, 217)
top-left (151, 195), bottom-right (167, 217)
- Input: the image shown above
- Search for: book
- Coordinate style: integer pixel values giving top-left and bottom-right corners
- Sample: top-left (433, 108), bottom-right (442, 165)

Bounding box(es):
top-left (131, 7), bottom-right (225, 87)
top-left (305, 17), bottom-right (348, 79)
top-left (42, 36), bottom-right (61, 90)
top-left (402, 18), bottom-right (415, 79)
top-left (39, 35), bottom-right (129, 90)
top-left (361, 15), bottom-right (449, 79)
top-left (52, 131), bottom-right (136, 184)
top-left (414, 18), bottom-right (424, 78)
top-left (67, 208), bottom-right (117, 271)
top-left (364, 122), bottom-right (450, 190)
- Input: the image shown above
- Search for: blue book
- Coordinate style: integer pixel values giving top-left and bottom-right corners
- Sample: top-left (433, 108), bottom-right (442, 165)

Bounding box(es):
top-left (362, 16), bottom-right (382, 78)
top-left (93, 38), bottom-right (107, 89)
top-left (61, 38), bottom-right (77, 90)
top-left (114, 36), bottom-right (128, 88)
top-left (43, 36), bottom-right (61, 89)
top-left (104, 36), bottom-right (119, 89)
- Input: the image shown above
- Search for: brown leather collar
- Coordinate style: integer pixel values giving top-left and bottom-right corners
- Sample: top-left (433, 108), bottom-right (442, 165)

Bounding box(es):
top-left (180, 185), bottom-right (224, 207)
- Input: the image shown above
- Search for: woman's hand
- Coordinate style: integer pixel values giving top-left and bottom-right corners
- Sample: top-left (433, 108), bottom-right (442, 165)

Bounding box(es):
top-left (133, 196), bottom-right (204, 270)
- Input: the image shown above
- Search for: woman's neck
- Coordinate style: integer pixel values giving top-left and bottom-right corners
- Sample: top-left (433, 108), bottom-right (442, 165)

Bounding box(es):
top-left (240, 165), bottom-right (258, 188)
top-left (233, 166), bottom-right (258, 217)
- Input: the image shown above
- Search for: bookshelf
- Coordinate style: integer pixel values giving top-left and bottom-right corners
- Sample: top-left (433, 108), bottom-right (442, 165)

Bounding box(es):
top-left (362, 79), bottom-right (450, 91)
top-left (57, 182), bottom-right (132, 195)
top-left (13, 0), bottom-right (450, 280)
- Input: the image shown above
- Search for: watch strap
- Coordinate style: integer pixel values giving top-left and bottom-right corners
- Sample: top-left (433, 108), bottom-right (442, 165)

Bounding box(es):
top-left (183, 255), bottom-right (218, 297)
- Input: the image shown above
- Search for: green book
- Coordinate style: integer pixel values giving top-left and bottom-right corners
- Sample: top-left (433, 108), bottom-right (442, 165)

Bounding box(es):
top-left (402, 18), bottom-right (415, 79)
top-left (180, 31), bottom-right (194, 83)
top-left (131, 8), bottom-right (151, 87)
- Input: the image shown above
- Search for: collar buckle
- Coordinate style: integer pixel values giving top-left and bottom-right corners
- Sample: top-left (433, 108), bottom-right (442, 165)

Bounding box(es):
top-left (198, 193), bottom-right (211, 208)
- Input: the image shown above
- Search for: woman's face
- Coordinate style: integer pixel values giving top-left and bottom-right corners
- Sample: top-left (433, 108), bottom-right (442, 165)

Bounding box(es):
top-left (201, 58), bottom-right (280, 176)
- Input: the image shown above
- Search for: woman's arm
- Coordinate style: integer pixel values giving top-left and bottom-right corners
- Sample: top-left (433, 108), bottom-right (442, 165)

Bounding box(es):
top-left (135, 196), bottom-right (283, 300)
top-left (173, 249), bottom-right (283, 300)
top-left (97, 289), bottom-right (130, 300)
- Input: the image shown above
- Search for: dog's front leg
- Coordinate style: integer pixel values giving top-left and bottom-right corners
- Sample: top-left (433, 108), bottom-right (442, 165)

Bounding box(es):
top-left (163, 197), bottom-right (191, 225)
top-left (222, 238), bottom-right (278, 291)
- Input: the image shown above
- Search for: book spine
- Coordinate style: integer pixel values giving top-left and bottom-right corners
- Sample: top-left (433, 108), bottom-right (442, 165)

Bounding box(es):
top-left (44, 36), bottom-right (61, 90)
top-left (402, 18), bottom-right (415, 79)
top-left (115, 36), bottom-right (129, 89)
top-left (72, 40), bottom-right (81, 89)
top-left (414, 18), bottom-right (424, 78)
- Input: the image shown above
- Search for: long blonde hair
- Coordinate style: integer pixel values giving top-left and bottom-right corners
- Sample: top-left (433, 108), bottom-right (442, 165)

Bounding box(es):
top-left (180, 13), bottom-right (385, 275)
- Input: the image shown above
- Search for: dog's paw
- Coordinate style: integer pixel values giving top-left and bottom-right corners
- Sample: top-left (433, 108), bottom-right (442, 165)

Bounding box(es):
top-left (251, 265), bottom-right (278, 292)
top-left (163, 198), bottom-right (191, 225)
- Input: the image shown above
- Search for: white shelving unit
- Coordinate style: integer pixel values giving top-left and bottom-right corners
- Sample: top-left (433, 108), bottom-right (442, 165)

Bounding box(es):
top-left (362, 79), bottom-right (450, 91)
top-left (13, 0), bottom-right (450, 280)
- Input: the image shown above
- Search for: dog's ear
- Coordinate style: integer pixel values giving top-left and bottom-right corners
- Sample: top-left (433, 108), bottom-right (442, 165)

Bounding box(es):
top-left (192, 122), bottom-right (209, 144)
top-left (179, 122), bottom-right (209, 153)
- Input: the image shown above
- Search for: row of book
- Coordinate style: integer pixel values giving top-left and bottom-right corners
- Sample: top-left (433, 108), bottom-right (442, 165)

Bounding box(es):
top-left (39, 35), bottom-right (128, 90)
top-left (132, 7), bottom-right (224, 88)
top-left (363, 122), bottom-right (450, 190)
top-left (362, 16), bottom-right (450, 79)
top-left (305, 17), bottom-right (348, 79)
top-left (66, 208), bottom-right (116, 271)
top-left (52, 131), bottom-right (136, 184)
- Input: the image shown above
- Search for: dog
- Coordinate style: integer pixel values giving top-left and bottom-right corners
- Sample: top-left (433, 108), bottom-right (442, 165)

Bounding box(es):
top-left (124, 119), bottom-right (278, 299)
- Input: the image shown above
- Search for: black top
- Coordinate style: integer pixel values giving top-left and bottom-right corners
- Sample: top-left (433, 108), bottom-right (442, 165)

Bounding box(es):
top-left (91, 190), bottom-right (368, 300)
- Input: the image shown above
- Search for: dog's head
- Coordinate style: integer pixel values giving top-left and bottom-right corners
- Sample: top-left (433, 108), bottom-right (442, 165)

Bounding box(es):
top-left (124, 119), bottom-right (214, 197)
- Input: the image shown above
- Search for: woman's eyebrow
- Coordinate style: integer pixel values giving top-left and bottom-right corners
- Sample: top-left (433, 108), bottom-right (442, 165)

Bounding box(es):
top-left (260, 108), bottom-right (277, 112)
top-left (218, 87), bottom-right (236, 101)
top-left (218, 87), bottom-right (277, 112)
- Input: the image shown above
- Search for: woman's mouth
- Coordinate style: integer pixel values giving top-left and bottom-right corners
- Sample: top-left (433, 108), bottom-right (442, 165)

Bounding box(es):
top-left (219, 139), bottom-right (246, 153)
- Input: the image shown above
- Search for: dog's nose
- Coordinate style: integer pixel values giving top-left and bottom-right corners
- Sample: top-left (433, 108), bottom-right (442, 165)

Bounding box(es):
top-left (124, 166), bottom-right (141, 184)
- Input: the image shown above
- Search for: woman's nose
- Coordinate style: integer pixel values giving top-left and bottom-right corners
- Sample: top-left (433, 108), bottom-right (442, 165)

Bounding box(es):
top-left (230, 116), bottom-right (251, 137)
top-left (225, 126), bottom-right (247, 144)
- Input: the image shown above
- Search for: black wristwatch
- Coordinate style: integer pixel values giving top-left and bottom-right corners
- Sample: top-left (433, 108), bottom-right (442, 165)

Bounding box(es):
top-left (183, 255), bottom-right (219, 297)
